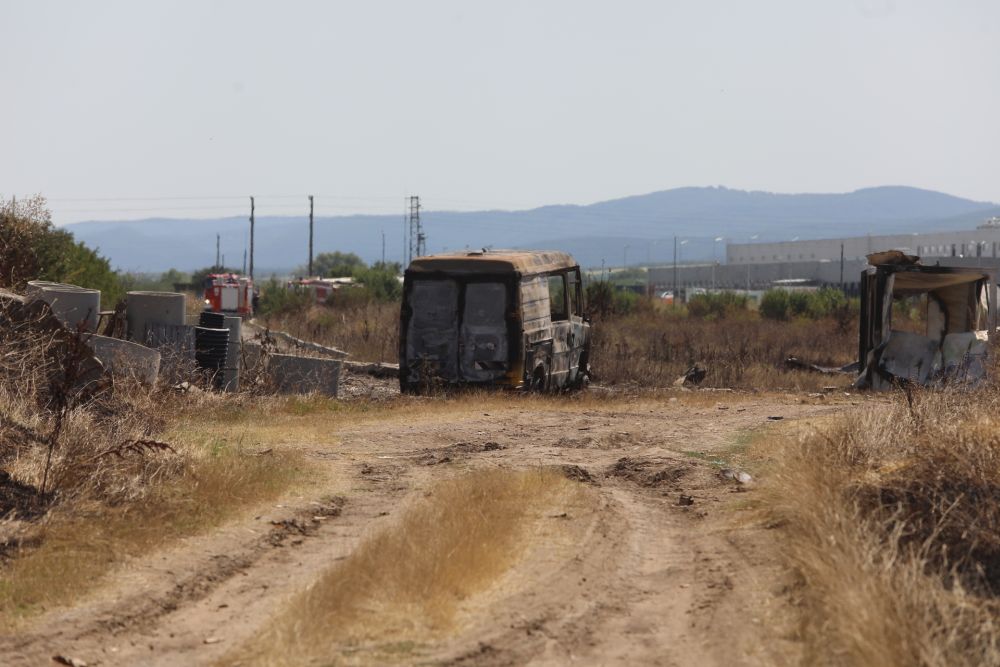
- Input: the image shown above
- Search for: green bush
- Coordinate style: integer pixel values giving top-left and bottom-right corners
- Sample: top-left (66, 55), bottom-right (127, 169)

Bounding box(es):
top-left (0, 195), bottom-right (125, 303)
top-left (295, 251), bottom-right (366, 278)
top-left (759, 290), bottom-right (790, 320)
top-left (350, 262), bottom-right (402, 302)
top-left (760, 287), bottom-right (849, 321)
top-left (256, 278), bottom-right (312, 316)
top-left (585, 281), bottom-right (638, 317)
top-left (120, 268), bottom-right (192, 294)
top-left (686, 292), bottom-right (749, 319)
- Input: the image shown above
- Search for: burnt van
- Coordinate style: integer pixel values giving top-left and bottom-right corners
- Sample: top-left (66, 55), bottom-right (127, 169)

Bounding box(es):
top-left (399, 250), bottom-right (591, 392)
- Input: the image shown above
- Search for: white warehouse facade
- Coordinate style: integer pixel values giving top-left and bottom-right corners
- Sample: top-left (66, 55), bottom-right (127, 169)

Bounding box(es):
top-left (727, 221), bottom-right (1000, 265)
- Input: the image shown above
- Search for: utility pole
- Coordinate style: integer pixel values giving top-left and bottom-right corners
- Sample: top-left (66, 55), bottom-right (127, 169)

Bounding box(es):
top-left (242, 248), bottom-right (247, 275)
top-left (216, 233), bottom-right (221, 268)
top-left (381, 229), bottom-right (386, 265)
top-left (308, 195), bottom-right (314, 276)
top-left (249, 196), bottom-right (255, 280)
top-left (408, 196), bottom-right (423, 261)
top-left (672, 235), bottom-right (678, 299)
top-left (646, 243), bottom-right (652, 296)
top-left (840, 243), bottom-right (845, 292)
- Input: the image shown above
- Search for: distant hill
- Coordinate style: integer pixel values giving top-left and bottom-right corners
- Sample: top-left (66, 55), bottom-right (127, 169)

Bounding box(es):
top-left (65, 186), bottom-right (999, 272)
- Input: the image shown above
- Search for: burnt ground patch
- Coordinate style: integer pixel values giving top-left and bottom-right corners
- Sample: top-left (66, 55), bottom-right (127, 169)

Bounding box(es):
top-left (561, 465), bottom-right (598, 485)
top-left (606, 457), bottom-right (693, 489)
top-left (415, 441), bottom-right (506, 466)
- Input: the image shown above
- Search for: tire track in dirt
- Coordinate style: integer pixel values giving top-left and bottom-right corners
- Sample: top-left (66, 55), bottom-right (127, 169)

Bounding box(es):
top-left (425, 455), bottom-right (797, 666)
top-left (0, 394), bottom-right (844, 666)
top-left (397, 398), bottom-right (839, 667)
top-left (0, 458), bottom-right (413, 666)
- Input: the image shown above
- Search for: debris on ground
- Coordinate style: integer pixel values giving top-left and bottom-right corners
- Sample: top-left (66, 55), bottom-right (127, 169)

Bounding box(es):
top-left (342, 360), bottom-right (399, 378)
top-left (561, 465), bottom-right (597, 484)
top-left (784, 357), bottom-right (856, 375)
top-left (720, 468), bottom-right (753, 484)
top-left (607, 457), bottom-right (692, 488)
top-left (673, 364), bottom-right (708, 387)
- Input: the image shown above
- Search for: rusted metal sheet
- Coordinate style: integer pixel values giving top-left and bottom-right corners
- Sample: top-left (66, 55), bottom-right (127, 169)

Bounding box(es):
top-left (407, 250), bottom-right (577, 277)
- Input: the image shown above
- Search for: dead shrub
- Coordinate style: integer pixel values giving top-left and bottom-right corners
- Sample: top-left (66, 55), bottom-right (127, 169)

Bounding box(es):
top-left (767, 387), bottom-right (1000, 666)
top-left (260, 294), bottom-right (855, 391)
top-left (591, 309), bottom-right (855, 389)
top-left (261, 301), bottom-right (398, 363)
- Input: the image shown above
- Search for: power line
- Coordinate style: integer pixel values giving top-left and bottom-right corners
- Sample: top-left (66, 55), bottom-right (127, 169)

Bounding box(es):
top-left (46, 194), bottom-right (408, 203)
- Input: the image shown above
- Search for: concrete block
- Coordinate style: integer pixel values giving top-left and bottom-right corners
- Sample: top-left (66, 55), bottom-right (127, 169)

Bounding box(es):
top-left (266, 353), bottom-right (341, 397)
top-left (88, 334), bottom-right (161, 385)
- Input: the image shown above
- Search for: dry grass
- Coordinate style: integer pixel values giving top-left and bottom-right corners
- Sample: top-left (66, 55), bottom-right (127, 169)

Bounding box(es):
top-left (262, 301), bottom-right (398, 363)
top-left (263, 297), bottom-right (855, 391)
top-left (228, 467), bottom-right (585, 666)
top-left (0, 327), bottom-right (310, 624)
top-left (0, 443), bottom-right (304, 623)
top-left (591, 307), bottom-right (856, 390)
top-left (763, 387), bottom-right (1000, 666)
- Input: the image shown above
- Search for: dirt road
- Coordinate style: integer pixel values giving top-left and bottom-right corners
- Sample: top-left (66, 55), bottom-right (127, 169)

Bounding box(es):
top-left (2, 391), bottom-right (844, 666)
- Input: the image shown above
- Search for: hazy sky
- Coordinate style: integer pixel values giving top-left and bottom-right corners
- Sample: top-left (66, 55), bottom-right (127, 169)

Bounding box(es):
top-left (2, 0), bottom-right (998, 223)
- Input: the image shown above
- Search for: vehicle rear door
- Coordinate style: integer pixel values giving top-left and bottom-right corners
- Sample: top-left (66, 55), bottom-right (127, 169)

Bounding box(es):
top-left (459, 281), bottom-right (509, 381)
top-left (404, 279), bottom-right (460, 381)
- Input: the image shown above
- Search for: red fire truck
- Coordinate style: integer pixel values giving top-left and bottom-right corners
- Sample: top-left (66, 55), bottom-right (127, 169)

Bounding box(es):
top-left (286, 277), bottom-right (356, 305)
top-left (203, 274), bottom-right (255, 317)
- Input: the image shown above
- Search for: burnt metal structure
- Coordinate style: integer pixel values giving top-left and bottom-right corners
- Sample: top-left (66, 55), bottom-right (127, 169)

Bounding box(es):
top-left (857, 252), bottom-right (997, 389)
top-left (399, 249), bottom-right (591, 392)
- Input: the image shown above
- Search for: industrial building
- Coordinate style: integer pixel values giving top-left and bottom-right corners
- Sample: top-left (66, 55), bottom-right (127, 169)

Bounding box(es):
top-left (726, 219), bottom-right (1000, 265)
top-left (649, 219), bottom-right (1000, 295)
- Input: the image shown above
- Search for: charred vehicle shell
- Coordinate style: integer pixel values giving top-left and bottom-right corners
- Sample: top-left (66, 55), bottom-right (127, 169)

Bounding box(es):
top-left (857, 251), bottom-right (997, 389)
top-left (399, 250), bottom-right (591, 392)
